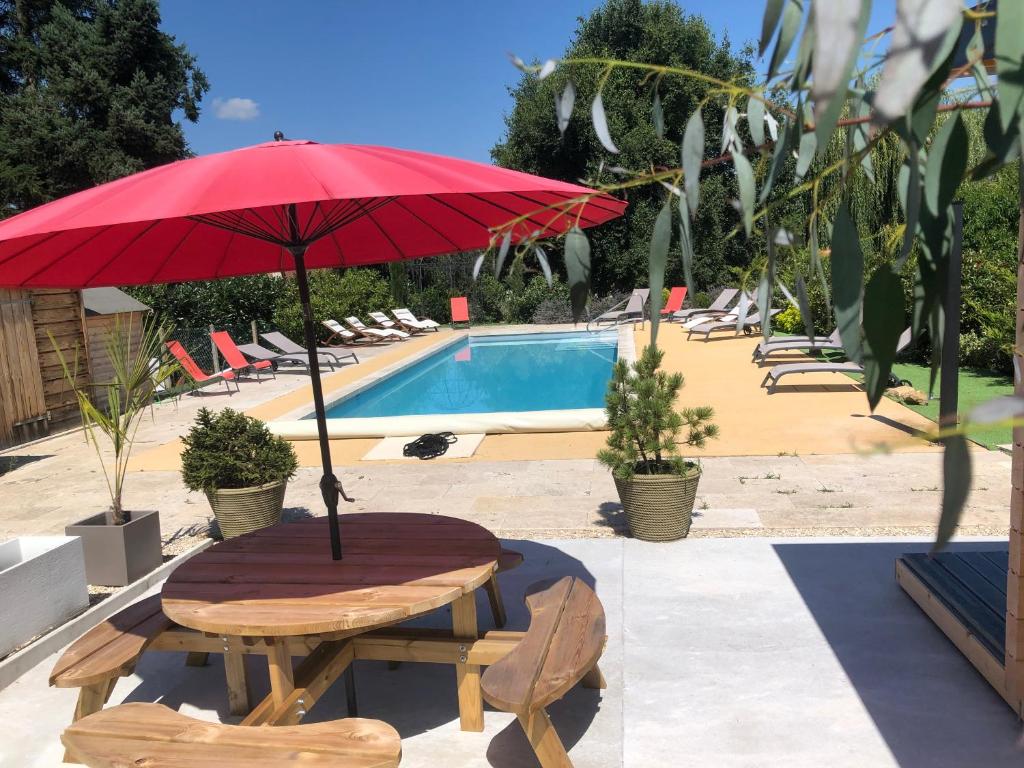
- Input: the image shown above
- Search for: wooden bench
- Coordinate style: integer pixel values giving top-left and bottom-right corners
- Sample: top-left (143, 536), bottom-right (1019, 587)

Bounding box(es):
top-left (62, 702), bottom-right (401, 767)
top-left (50, 596), bottom-right (175, 732)
top-left (483, 547), bottom-right (524, 629)
top-left (480, 576), bottom-right (607, 768)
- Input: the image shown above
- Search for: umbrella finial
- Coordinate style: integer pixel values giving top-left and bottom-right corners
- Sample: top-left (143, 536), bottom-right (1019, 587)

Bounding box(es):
top-left (273, 130), bottom-right (285, 142)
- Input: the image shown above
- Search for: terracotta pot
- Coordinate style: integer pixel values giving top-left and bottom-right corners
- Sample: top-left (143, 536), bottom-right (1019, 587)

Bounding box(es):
top-left (206, 480), bottom-right (287, 539)
top-left (65, 509), bottom-right (162, 586)
top-left (613, 465), bottom-right (701, 541)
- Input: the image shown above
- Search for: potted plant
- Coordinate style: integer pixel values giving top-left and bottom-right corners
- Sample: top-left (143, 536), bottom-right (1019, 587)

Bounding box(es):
top-left (598, 345), bottom-right (718, 541)
top-left (181, 408), bottom-right (298, 538)
top-left (59, 315), bottom-right (178, 586)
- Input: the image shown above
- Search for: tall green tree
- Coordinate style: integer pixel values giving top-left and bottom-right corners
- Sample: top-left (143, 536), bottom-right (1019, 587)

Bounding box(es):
top-left (492, 0), bottom-right (753, 294)
top-left (0, 0), bottom-right (208, 213)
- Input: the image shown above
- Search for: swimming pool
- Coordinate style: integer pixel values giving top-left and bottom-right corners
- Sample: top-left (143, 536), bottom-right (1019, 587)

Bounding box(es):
top-left (319, 331), bottom-right (617, 419)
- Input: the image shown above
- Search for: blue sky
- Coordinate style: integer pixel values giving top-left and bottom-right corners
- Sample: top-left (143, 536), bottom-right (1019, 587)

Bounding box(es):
top-left (160, 1), bottom-right (896, 163)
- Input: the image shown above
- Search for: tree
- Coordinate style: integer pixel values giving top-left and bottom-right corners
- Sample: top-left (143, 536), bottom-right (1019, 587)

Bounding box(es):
top-left (492, 0), bottom-right (753, 294)
top-left (0, 0), bottom-right (208, 212)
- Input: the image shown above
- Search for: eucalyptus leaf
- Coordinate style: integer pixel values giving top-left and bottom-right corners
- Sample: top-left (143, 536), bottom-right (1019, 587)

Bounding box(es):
top-left (830, 201), bottom-right (864, 364)
top-left (759, 116), bottom-right (792, 204)
top-left (652, 90), bottom-right (664, 139)
top-left (851, 92), bottom-right (874, 182)
top-left (862, 264), bottom-right (906, 410)
top-left (721, 106), bottom-right (740, 154)
top-left (795, 124), bottom-right (817, 180)
top-left (935, 433), bottom-right (971, 552)
top-left (768, 0), bottom-right (802, 82)
top-left (996, 0), bottom-right (1024, 132)
top-left (747, 95), bottom-right (765, 147)
top-left (535, 245), bottom-right (553, 287)
top-left (592, 92), bottom-right (620, 154)
top-left (812, 0), bottom-right (870, 148)
top-left (682, 108), bottom-right (704, 212)
top-left (809, 218), bottom-right (830, 316)
top-left (735, 291), bottom-right (752, 333)
top-left (756, 268), bottom-right (772, 340)
top-left (556, 81), bottom-right (576, 136)
top-left (564, 226), bottom-right (591, 322)
top-left (775, 277), bottom-right (798, 309)
top-left (733, 151), bottom-right (755, 237)
top-left (795, 275), bottom-right (815, 343)
top-left (759, 0), bottom-right (785, 56)
top-left (764, 109), bottom-right (779, 142)
top-left (966, 25), bottom-right (992, 100)
top-left (538, 59), bottom-right (557, 80)
top-left (648, 197), bottom-right (672, 344)
top-left (924, 111), bottom-right (967, 215)
top-left (897, 143), bottom-right (923, 268)
top-left (969, 395), bottom-right (1024, 426)
top-left (678, 193), bottom-right (697, 293)
top-left (472, 253), bottom-right (486, 281)
top-left (873, 0), bottom-right (963, 126)
top-left (495, 231), bottom-right (512, 278)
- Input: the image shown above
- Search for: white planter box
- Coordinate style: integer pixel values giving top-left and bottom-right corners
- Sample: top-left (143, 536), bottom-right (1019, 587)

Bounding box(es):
top-left (0, 537), bottom-right (89, 658)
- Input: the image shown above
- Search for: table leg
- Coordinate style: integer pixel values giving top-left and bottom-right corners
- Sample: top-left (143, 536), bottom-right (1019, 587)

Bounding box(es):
top-left (451, 591), bottom-right (484, 732)
top-left (224, 649), bottom-right (252, 716)
top-left (266, 637), bottom-right (295, 709)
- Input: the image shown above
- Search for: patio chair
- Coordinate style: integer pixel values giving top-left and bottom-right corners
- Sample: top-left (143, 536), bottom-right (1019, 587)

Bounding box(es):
top-left (393, 307), bottom-right (440, 330)
top-left (660, 286), bottom-right (687, 316)
top-left (371, 309), bottom-right (423, 334)
top-left (761, 328), bottom-right (913, 392)
top-left (450, 296), bottom-right (470, 327)
top-left (752, 329), bottom-right (844, 362)
top-left (481, 576), bottom-right (606, 768)
top-left (165, 340), bottom-right (238, 394)
top-left (686, 308), bottom-right (780, 340)
top-left (345, 316), bottom-right (409, 341)
top-left (62, 703), bottom-right (401, 767)
top-left (261, 331), bottom-right (359, 367)
top-left (322, 319), bottom-right (379, 346)
top-left (592, 288), bottom-right (649, 327)
top-left (236, 341), bottom-right (325, 373)
top-left (671, 287), bottom-right (739, 322)
top-left (210, 330), bottom-right (274, 380)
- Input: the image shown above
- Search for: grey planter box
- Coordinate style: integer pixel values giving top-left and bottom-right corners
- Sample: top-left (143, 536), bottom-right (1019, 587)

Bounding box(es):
top-left (0, 536), bottom-right (89, 658)
top-left (66, 510), bottom-right (162, 586)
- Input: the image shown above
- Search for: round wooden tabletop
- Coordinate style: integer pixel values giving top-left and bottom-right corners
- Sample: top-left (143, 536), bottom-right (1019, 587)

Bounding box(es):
top-left (161, 513), bottom-right (501, 637)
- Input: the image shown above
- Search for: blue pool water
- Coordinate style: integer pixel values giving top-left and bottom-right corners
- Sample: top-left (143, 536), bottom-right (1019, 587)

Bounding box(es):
top-left (320, 331), bottom-right (618, 418)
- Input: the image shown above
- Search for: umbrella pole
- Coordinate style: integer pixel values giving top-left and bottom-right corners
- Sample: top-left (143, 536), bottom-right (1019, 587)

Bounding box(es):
top-left (290, 245), bottom-right (345, 560)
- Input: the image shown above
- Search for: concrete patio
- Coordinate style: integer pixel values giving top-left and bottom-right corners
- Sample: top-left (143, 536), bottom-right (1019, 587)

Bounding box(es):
top-left (1, 535), bottom-right (1020, 767)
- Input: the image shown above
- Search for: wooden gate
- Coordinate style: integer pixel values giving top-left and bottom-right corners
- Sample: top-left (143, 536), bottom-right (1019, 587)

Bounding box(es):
top-left (0, 288), bottom-right (47, 446)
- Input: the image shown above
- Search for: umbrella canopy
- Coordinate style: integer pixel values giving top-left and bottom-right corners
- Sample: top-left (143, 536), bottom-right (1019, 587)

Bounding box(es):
top-left (0, 139), bottom-right (624, 287)
top-left (0, 137), bottom-right (625, 560)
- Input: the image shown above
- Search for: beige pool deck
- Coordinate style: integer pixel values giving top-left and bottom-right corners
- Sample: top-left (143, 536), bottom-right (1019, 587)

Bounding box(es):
top-left (0, 322), bottom-right (1009, 543)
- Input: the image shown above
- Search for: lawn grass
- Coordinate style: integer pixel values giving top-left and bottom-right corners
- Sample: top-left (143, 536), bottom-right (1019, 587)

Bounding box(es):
top-left (889, 362), bottom-right (1012, 449)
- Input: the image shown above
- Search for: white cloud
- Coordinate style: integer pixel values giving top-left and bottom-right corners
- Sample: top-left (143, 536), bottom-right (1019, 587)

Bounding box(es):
top-left (212, 97), bottom-right (260, 121)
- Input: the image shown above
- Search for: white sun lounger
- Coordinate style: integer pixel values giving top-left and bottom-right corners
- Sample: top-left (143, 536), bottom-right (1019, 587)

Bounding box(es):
top-left (345, 316), bottom-right (409, 341)
top-left (322, 319), bottom-right (381, 345)
top-left (393, 308), bottom-right (440, 330)
top-left (687, 309), bottom-right (780, 340)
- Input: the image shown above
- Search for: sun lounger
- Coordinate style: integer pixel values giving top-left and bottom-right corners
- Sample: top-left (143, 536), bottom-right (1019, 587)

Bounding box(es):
top-left (594, 288), bottom-right (649, 326)
top-left (236, 341), bottom-right (323, 373)
top-left (210, 331), bottom-right (274, 380)
top-left (371, 309), bottom-right (423, 334)
top-left (761, 328), bottom-right (913, 392)
top-left (660, 286), bottom-right (687, 316)
top-left (345, 316), bottom-right (409, 341)
top-left (322, 319), bottom-right (378, 346)
top-left (261, 331), bottom-right (359, 367)
top-left (393, 308), bottom-right (440, 330)
top-left (687, 309), bottom-right (780, 340)
top-left (165, 340), bottom-right (238, 394)
top-left (752, 329), bottom-right (844, 361)
top-left (450, 296), bottom-right (470, 327)
top-left (671, 287), bottom-right (739, 322)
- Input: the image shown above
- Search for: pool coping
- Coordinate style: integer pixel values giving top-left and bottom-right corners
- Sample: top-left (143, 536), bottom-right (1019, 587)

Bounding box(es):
top-left (268, 325), bottom-right (631, 439)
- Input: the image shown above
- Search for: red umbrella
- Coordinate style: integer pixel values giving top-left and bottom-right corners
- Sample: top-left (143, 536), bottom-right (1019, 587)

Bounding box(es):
top-left (0, 136), bottom-right (625, 558)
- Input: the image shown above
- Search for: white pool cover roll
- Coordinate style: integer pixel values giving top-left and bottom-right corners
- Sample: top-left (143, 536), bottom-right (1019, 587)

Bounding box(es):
top-left (269, 408), bottom-right (607, 439)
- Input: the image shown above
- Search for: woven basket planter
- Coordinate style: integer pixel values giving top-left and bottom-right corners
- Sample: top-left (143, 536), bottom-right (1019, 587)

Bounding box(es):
top-left (614, 465), bottom-right (701, 541)
top-left (206, 480), bottom-right (287, 539)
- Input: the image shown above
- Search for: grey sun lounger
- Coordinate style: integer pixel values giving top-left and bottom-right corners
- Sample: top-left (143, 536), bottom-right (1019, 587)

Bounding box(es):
top-left (671, 287), bottom-right (739, 322)
top-left (236, 342), bottom-right (326, 373)
top-left (752, 329), bottom-right (844, 361)
top-left (261, 331), bottom-right (359, 367)
top-left (687, 309), bottom-right (780, 340)
top-left (761, 328), bottom-right (913, 392)
top-left (593, 289), bottom-right (649, 326)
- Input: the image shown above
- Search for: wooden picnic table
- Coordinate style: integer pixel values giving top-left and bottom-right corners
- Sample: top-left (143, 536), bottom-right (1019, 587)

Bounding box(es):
top-left (161, 512), bottom-right (501, 730)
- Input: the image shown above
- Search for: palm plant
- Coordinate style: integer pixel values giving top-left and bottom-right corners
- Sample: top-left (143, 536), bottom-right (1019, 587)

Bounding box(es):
top-left (598, 345), bottom-right (718, 479)
top-left (53, 314), bottom-right (178, 525)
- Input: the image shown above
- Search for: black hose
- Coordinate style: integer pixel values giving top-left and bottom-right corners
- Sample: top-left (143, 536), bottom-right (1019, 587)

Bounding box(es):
top-left (403, 432), bottom-right (458, 460)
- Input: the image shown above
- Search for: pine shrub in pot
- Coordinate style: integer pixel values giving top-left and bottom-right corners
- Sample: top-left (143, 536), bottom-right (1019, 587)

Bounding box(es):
top-left (181, 408), bottom-right (299, 538)
top-left (598, 346), bottom-right (718, 541)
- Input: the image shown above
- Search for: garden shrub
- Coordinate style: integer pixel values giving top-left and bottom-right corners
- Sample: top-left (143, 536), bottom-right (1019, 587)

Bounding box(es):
top-left (773, 305), bottom-right (804, 334)
top-left (506, 276), bottom-right (570, 322)
top-left (690, 291), bottom-right (711, 309)
top-left (273, 268), bottom-right (391, 342)
top-left (959, 330), bottom-right (1013, 374)
top-left (408, 283), bottom-right (454, 325)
